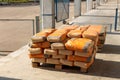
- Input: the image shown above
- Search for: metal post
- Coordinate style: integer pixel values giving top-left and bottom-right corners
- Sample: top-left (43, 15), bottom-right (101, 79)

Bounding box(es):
top-left (32, 20), bottom-right (35, 35)
top-left (74, 0), bottom-right (81, 18)
top-left (86, 0), bottom-right (93, 12)
top-left (40, 0), bottom-right (55, 31)
top-left (96, 0), bottom-right (100, 6)
top-left (114, 8), bottom-right (118, 31)
top-left (36, 16), bottom-right (40, 33)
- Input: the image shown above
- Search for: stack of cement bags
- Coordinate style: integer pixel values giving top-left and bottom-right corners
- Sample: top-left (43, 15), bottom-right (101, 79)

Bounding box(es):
top-left (82, 25), bottom-right (106, 51)
top-left (28, 25), bottom-right (106, 72)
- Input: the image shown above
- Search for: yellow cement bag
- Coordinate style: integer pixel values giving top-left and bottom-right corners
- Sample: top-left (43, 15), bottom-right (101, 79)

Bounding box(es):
top-left (88, 25), bottom-right (106, 36)
top-left (29, 54), bottom-right (44, 59)
top-left (82, 30), bottom-right (98, 43)
top-left (63, 25), bottom-right (79, 31)
top-left (31, 29), bottom-right (56, 43)
top-left (67, 25), bottom-right (90, 38)
top-left (51, 43), bottom-right (65, 49)
top-left (75, 47), bottom-right (93, 57)
top-left (76, 25), bottom-right (89, 31)
top-left (47, 29), bottom-right (68, 42)
top-left (67, 30), bottom-right (83, 38)
top-left (28, 48), bottom-right (43, 54)
top-left (65, 38), bottom-right (94, 52)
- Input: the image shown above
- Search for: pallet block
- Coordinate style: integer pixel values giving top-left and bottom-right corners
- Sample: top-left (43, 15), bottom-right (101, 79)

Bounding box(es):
top-left (55, 64), bottom-right (62, 70)
top-left (32, 62), bottom-right (40, 68)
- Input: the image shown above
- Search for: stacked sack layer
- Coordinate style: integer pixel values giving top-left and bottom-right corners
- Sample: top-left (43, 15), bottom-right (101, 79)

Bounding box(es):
top-left (28, 25), bottom-right (106, 72)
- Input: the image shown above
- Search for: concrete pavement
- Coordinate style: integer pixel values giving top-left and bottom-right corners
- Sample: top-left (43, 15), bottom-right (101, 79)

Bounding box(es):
top-left (0, 31), bottom-right (120, 80)
top-left (0, 0), bottom-right (120, 80)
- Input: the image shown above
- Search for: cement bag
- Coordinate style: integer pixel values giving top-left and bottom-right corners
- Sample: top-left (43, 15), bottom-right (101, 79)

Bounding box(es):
top-left (76, 25), bottom-right (89, 31)
top-left (65, 38), bottom-right (94, 52)
top-left (44, 49), bottom-right (58, 55)
top-left (59, 49), bottom-right (73, 55)
top-left (62, 38), bottom-right (70, 44)
top-left (46, 58), bottom-right (60, 64)
top-left (63, 25), bottom-right (79, 31)
top-left (67, 25), bottom-right (89, 38)
top-left (30, 42), bottom-right (50, 48)
top-left (31, 29), bottom-right (55, 43)
top-left (75, 47), bottom-right (93, 57)
top-left (51, 43), bottom-right (65, 49)
top-left (47, 29), bottom-right (68, 42)
top-left (31, 58), bottom-right (46, 63)
top-left (29, 48), bottom-right (43, 54)
top-left (82, 30), bottom-right (98, 42)
top-left (29, 43), bottom-right (41, 48)
top-left (67, 55), bottom-right (93, 62)
top-left (67, 30), bottom-right (83, 38)
top-left (74, 51), bottom-right (95, 68)
top-left (43, 29), bottom-right (56, 34)
top-left (89, 25), bottom-right (106, 36)
top-left (74, 59), bottom-right (94, 69)
top-left (29, 54), bottom-right (44, 59)
top-left (60, 59), bottom-right (73, 66)
top-left (40, 41), bottom-right (50, 48)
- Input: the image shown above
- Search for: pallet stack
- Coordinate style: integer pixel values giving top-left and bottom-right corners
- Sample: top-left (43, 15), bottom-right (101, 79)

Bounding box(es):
top-left (28, 25), bottom-right (106, 72)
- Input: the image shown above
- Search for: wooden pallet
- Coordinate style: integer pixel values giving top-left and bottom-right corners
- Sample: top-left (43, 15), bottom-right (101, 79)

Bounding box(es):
top-left (31, 62), bottom-right (89, 73)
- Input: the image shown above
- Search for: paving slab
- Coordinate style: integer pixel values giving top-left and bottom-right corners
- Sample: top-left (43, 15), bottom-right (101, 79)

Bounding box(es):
top-left (70, 16), bottom-right (114, 32)
top-left (97, 4), bottom-right (120, 10)
top-left (84, 9), bottom-right (116, 17)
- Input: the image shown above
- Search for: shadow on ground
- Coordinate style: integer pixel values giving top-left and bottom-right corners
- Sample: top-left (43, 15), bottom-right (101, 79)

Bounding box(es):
top-left (88, 59), bottom-right (120, 79)
top-left (0, 3), bottom-right (39, 7)
top-left (0, 77), bottom-right (21, 80)
top-left (37, 59), bottom-right (120, 79)
top-left (101, 44), bottom-right (120, 54)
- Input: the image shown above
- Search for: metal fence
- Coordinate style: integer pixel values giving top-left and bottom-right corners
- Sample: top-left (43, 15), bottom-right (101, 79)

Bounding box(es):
top-left (0, 19), bottom-right (35, 52)
top-left (55, 0), bottom-right (69, 22)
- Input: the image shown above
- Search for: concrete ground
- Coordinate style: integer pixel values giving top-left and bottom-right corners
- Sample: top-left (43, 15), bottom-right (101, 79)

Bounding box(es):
top-left (0, 31), bottom-right (120, 80)
top-left (0, 0), bottom-right (120, 80)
